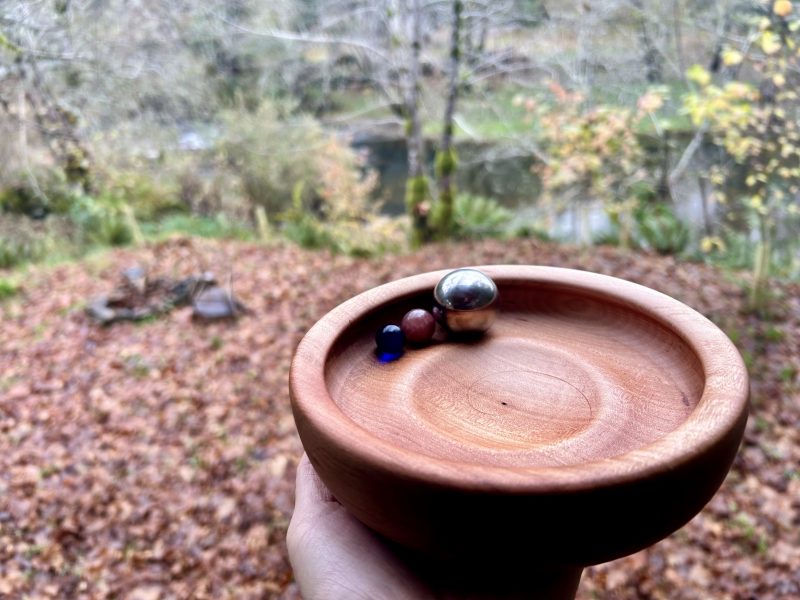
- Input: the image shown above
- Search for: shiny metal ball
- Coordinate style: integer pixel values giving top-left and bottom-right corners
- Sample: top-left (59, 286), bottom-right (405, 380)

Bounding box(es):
top-left (434, 268), bottom-right (498, 334)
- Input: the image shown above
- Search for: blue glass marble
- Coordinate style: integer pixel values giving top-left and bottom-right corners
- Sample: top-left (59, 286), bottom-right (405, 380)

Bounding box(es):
top-left (376, 324), bottom-right (404, 362)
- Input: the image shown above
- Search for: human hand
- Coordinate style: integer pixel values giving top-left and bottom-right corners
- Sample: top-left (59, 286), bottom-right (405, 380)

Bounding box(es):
top-left (287, 454), bottom-right (582, 600)
top-left (286, 454), bottom-right (434, 600)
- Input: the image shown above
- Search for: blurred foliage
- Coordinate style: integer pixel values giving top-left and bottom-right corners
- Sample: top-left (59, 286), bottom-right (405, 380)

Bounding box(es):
top-left (0, 277), bottom-right (19, 299)
top-left (68, 195), bottom-right (135, 247)
top-left (0, 238), bottom-right (38, 269)
top-left (634, 202), bottom-right (690, 255)
top-left (139, 214), bottom-right (254, 241)
top-left (96, 170), bottom-right (185, 221)
top-left (0, 171), bottom-right (78, 219)
top-left (219, 103), bottom-right (378, 220)
top-left (530, 81), bottom-right (656, 248)
top-left (282, 181), bottom-right (407, 257)
top-left (214, 103), bottom-right (408, 256)
top-left (0, 217), bottom-right (61, 268)
top-left (681, 2), bottom-right (800, 311)
top-left (0, 99), bottom-right (408, 267)
top-left (0, 190), bottom-right (137, 268)
top-left (512, 222), bottom-right (553, 241)
top-left (2, 0), bottom-right (800, 302)
top-left (451, 194), bottom-right (512, 240)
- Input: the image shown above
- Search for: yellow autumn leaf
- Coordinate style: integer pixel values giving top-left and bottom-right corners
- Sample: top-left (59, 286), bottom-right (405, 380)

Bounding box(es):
top-left (722, 48), bottom-right (744, 66)
top-left (687, 64), bottom-right (711, 86)
top-left (774, 73), bottom-right (787, 86)
top-left (774, 0), bottom-right (793, 17)
top-left (725, 81), bottom-right (752, 99)
top-left (700, 236), bottom-right (726, 253)
top-left (761, 31), bottom-right (782, 55)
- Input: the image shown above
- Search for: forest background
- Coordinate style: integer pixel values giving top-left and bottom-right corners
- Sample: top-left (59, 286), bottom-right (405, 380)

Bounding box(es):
top-left (1, 1), bottom-right (799, 598)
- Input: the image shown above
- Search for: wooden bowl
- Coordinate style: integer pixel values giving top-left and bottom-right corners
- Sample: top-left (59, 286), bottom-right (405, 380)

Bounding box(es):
top-left (290, 266), bottom-right (749, 567)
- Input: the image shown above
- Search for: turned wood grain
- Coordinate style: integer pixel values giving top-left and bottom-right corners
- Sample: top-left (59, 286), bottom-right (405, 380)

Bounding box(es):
top-left (290, 266), bottom-right (749, 568)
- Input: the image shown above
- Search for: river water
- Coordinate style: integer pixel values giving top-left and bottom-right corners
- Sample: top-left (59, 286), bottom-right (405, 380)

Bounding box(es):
top-left (353, 134), bottom-right (712, 243)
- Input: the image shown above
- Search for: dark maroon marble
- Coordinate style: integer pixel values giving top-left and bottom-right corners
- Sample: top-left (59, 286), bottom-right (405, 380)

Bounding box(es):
top-left (401, 309), bottom-right (436, 344)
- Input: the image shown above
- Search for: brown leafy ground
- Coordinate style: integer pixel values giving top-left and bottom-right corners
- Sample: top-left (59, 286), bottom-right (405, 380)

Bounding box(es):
top-left (1, 237), bottom-right (798, 599)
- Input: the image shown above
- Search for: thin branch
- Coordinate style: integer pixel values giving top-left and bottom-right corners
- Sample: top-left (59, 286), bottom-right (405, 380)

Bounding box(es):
top-left (453, 114), bottom-right (478, 139)
top-left (669, 121), bottom-right (709, 187)
top-left (324, 101), bottom-right (401, 124)
top-left (467, 62), bottom-right (539, 84)
top-left (217, 15), bottom-right (395, 66)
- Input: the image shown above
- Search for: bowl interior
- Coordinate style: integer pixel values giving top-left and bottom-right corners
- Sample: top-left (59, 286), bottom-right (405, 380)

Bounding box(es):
top-left (325, 278), bottom-right (706, 469)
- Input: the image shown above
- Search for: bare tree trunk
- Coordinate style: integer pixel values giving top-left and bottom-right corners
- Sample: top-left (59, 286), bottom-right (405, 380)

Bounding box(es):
top-left (433, 0), bottom-right (462, 238)
top-left (475, 4), bottom-right (488, 58)
top-left (658, 130), bottom-right (671, 202)
top-left (708, 11), bottom-right (733, 74)
top-left (406, 0), bottom-right (423, 182)
top-left (672, 0), bottom-right (685, 75)
top-left (697, 175), bottom-right (713, 236)
top-left (631, 0), bottom-right (663, 83)
top-left (405, 0), bottom-right (430, 245)
top-left (751, 211), bottom-right (771, 313)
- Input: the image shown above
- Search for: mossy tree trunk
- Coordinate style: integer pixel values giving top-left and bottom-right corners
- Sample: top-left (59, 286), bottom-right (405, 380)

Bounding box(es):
top-left (22, 62), bottom-right (92, 192)
top-left (404, 0), bottom-right (431, 247)
top-left (433, 0), bottom-right (462, 240)
top-left (750, 210), bottom-right (772, 314)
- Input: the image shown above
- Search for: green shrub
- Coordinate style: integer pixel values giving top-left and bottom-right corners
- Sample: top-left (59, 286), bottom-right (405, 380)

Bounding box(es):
top-left (0, 220), bottom-right (58, 268)
top-left (0, 278), bottom-right (19, 300)
top-left (68, 195), bottom-right (133, 247)
top-left (593, 227), bottom-right (626, 248)
top-left (219, 104), bottom-right (328, 216)
top-left (451, 195), bottom-right (512, 240)
top-left (140, 213), bottom-right (254, 241)
top-left (512, 223), bottom-right (552, 241)
top-left (283, 214), bottom-right (336, 250)
top-left (219, 102), bottom-right (381, 222)
top-left (634, 203), bottom-right (689, 255)
top-left (99, 171), bottom-right (184, 220)
top-left (281, 182), bottom-right (406, 256)
top-left (247, 122), bottom-right (407, 256)
top-left (0, 239), bottom-right (27, 269)
top-left (282, 215), bottom-right (406, 257)
top-left (0, 172), bottom-right (78, 218)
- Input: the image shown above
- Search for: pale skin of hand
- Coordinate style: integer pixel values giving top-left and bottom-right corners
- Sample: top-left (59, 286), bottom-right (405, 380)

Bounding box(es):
top-left (287, 454), bottom-right (579, 600)
top-left (286, 454), bottom-right (435, 600)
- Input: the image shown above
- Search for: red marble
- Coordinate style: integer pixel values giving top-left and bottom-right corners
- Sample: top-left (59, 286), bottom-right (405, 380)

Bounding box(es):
top-left (401, 309), bottom-right (436, 344)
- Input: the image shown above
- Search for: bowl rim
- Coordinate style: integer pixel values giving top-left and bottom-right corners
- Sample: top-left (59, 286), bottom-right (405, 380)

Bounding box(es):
top-left (289, 265), bottom-right (750, 494)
